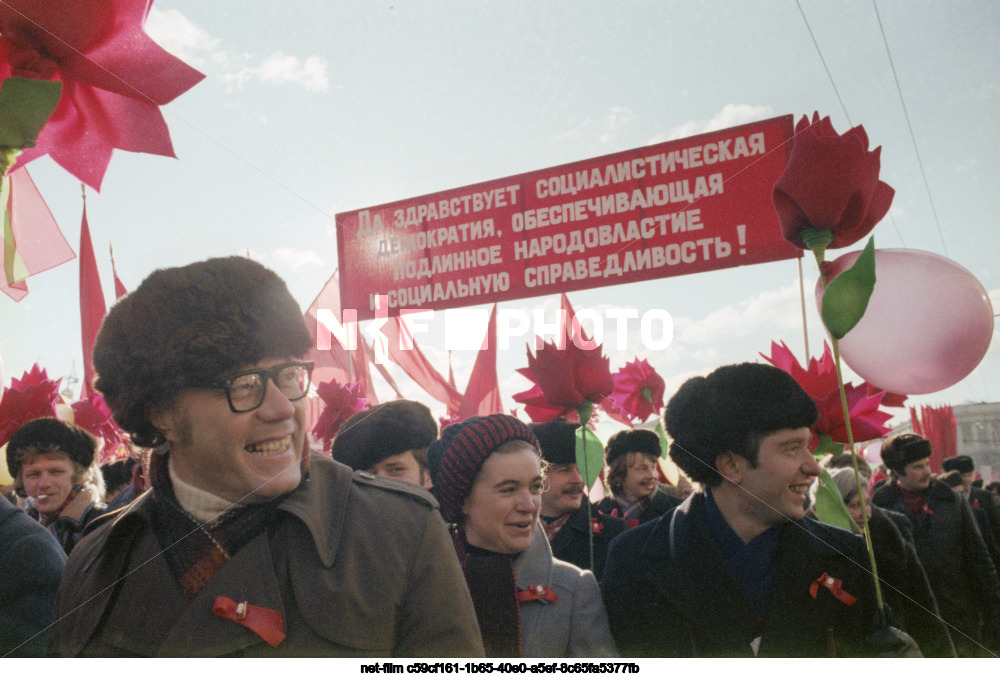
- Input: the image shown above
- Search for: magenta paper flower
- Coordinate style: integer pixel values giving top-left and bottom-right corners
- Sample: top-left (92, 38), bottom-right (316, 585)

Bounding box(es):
top-left (773, 112), bottom-right (894, 250)
top-left (761, 341), bottom-right (892, 445)
top-left (71, 392), bottom-right (129, 465)
top-left (601, 358), bottom-right (666, 425)
top-left (0, 0), bottom-right (205, 190)
top-left (512, 338), bottom-right (614, 423)
top-left (311, 380), bottom-right (367, 452)
top-left (0, 363), bottom-right (61, 446)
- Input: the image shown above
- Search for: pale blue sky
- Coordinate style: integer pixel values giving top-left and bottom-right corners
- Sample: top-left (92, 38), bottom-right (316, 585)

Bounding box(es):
top-left (2, 0), bottom-right (998, 430)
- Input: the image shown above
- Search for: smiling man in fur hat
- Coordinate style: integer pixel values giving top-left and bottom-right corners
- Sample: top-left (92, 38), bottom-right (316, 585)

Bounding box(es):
top-left (602, 362), bottom-right (915, 657)
top-left (47, 256), bottom-right (482, 658)
top-left (530, 418), bottom-right (625, 579)
top-left (873, 434), bottom-right (1000, 657)
top-left (6, 417), bottom-right (107, 555)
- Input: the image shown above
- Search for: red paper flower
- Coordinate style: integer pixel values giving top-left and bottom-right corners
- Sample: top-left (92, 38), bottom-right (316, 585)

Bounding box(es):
top-left (311, 380), bottom-right (367, 452)
top-left (601, 358), bottom-right (666, 425)
top-left (761, 341), bottom-right (892, 445)
top-left (439, 413), bottom-right (461, 431)
top-left (773, 112), bottom-right (894, 250)
top-left (512, 338), bottom-right (614, 423)
top-left (0, 363), bottom-right (61, 446)
top-left (71, 392), bottom-right (129, 465)
top-left (0, 0), bottom-right (205, 190)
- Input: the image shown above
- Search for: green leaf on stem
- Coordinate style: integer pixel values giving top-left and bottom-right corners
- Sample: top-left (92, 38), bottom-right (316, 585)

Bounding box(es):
top-left (821, 237), bottom-right (876, 339)
top-left (654, 419), bottom-right (670, 459)
top-left (0, 78), bottom-right (62, 150)
top-left (813, 433), bottom-right (845, 461)
top-left (574, 425), bottom-right (604, 489)
top-left (813, 467), bottom-right (860, 532)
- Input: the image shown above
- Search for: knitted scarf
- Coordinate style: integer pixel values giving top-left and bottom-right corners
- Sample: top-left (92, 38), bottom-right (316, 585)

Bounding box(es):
top-left (541, 513), bottom-right (572, 542)
top-left (149, 451), bottom-right (283, 602)
top-left (451, 525), bottom-right (522, 658)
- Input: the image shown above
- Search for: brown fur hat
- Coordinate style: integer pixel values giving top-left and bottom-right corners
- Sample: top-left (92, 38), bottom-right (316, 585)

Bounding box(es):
top-left (331, 399), bottom-right (438, 471)
top-left (93, 257), bottom-right (312, 448)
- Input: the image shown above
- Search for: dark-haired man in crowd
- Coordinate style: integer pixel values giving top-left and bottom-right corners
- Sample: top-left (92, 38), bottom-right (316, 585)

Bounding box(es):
top-left (332, 399), bottom-right (437, 490)
top-left (874, 436), bottom-right (1000, 657)
top-left (942, 455), bottom-right (1000, 551)
top-left (48, 256), bottom-right (482, 657)
top-left (530, 418), bottom-right (625, 579)
top-left (602, 362), bottom-right (913, 657)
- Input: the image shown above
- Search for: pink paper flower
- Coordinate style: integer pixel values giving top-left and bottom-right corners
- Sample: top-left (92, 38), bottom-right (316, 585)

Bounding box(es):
top-left (601, 358), bottom-right (666, 425)
top-left (0, 363), bottom-right (61, 446)
top-left (512, 338), bottom-right (614, 423)
top-left (761, 340), bottom-right (892, 445)
top-left (773, 112), bottom-right (894, 250)
top-left (0, 0), bottom-right (205, 190)
top-left (311, 380), bottom-right (367, 452)
top-left (71, 393), bottom-right (129, 465)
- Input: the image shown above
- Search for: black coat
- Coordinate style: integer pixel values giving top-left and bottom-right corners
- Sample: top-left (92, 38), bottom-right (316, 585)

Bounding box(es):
top-left (595, 484), bottom-right (681, 526)
top-left (865, 506), bottom-right (955, 657)
top-left (601, 492), bottom-right (880, 657)
top-left (872, 478), bottom-right (1000, 656)
top-left (0, 498), bottom-right (67, 657)
top-left (548, 497), bottom-right (627, 580)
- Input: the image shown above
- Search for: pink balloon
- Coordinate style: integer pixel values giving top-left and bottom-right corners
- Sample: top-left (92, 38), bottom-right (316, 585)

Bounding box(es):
top-left (861, 441), bottom-right (883, 466)
top-left (816, 249), bottom-right (994, 395)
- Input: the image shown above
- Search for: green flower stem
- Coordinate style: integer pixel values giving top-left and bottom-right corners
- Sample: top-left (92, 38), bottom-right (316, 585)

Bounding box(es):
top-left (1, 147), bottom-right (20, 177)
top-left (813, 247), bottom-right (885, 618)
top-left (801, 227), bottom-right (834, 264)
top-left (577, 400), bottom-right (596, 574)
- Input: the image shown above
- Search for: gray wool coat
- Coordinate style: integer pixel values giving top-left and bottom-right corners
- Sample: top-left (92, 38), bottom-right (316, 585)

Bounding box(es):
top-left (514, 524), bottom-right (618, 658)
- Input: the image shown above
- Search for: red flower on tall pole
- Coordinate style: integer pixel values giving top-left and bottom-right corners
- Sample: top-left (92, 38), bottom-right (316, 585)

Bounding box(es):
top-left (0, 0), bottom-right (205, 190)
top-left (512, 338), bottom-right (614, 423)
top-left (0, 363), bottom-right (61, 446)
top-left (600, 358), bottom-right (665, 426)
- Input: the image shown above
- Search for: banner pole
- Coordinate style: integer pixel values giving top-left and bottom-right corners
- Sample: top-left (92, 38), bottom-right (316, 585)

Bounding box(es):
top-left (798, 257), bottom-right (809, 359)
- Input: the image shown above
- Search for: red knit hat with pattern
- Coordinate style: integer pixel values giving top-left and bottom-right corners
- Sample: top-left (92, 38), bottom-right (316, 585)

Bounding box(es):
top-left (427, 414), bottom-right (539, 522)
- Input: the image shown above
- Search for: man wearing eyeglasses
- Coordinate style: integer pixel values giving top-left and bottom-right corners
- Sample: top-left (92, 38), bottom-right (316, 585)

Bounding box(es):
top-left (48, 256), bottom-right (484, 657)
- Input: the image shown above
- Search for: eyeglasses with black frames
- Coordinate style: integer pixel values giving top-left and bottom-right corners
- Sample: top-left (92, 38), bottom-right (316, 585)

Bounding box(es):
top-left (202, 361), bottom-right (314, 413)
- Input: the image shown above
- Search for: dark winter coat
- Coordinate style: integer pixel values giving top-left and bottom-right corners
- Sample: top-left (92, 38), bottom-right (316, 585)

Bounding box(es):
top-left (872, 478), bottom-right (1000, 656)
top-left (0, 498), bottom-right (66, 657)
top-left (865, 505), bottom-right (956, 657)
top-left (548, 497), bottom-right (626, 580)
top-left (595, 484), bottom-right (682, 526)
top-left (48, 455), bottom-right (484, 657)
top-left (601, 492), bottom-right (881, 657)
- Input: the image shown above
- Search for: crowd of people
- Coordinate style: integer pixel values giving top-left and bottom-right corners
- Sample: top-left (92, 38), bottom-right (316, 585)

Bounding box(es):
top-left (2, 255), bottom-right (998, 658)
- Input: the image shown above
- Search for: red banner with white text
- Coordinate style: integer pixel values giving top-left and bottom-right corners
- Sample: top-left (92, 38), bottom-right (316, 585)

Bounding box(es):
top-left (338, 115), bottom-right (799, 321)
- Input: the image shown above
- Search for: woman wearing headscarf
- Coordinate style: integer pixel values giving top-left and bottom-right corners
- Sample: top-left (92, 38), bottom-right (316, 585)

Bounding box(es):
top-left (427, 414), bottom-right (617, 658)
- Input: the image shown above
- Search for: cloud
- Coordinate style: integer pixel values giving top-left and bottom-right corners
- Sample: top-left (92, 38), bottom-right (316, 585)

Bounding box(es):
top-left (647, 103), bottom-right (775, 144)
top-left (145, 8), bottom-right (329, 92)
top-left (245, 247), bottom-right (324, 271)
top-left (558, 106), bottom-right (637, 148)
top-left (228, 52), bottom-right (330, 92)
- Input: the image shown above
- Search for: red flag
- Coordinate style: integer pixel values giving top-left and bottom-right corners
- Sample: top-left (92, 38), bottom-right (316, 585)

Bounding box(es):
top-left (303, 270), bottom-right (376, 403)
top-left (457, 304), bottom-right (503, 418)
top-left (79, 204), bottom-right (106, 399)
top-left (382, 316), bottom-right (462, 412)
top-left (109, 243), bottom-right (128, 299)
top-left (911, 405), bottom-right (957, 472)
top-left (363, 339), bottom-right (403, 400)
top-left (1, 168), bottom-right (75, 301)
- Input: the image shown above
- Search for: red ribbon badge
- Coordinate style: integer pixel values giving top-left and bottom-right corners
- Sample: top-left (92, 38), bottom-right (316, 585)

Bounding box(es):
top-left (212, 596), bottom-right (287, 647)
top-left (973, 498), bottom-right (980, 509)
top-left (591, 518), bottom-right (604, 534)
top-left (517, 585), bottom-right (558, 604)
top-left (809, 573), bottom-right (857, 606)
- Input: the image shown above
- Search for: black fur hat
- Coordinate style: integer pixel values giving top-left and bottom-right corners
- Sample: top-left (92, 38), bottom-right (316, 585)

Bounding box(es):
top-left (529, 418), bottom-right (579, 466)
top-left (332, 400), bottom-right (438, 471)
top-left (880, 433), bottom-right (932, 474)
top-left (6, 417), bottom-right (96, 479)
top-left (941, 455), bottom-right (974, 475)
top-left (604, 428), bottom-right (661, 466)
top-left (664, 362), bottom-right (818, 486)
top-left (93, 256), bottom-right (312, 448)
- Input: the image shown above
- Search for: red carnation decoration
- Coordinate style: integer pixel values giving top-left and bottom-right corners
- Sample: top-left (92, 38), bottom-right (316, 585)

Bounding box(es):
top-left (761, 341), bottom-right (893, 446)
top-left (0, 0), bottom-right (205, 190)
top-left (71, 393), bottom-right (130, 465)
top-left (311, 380), bottom-right (367, 452)
top-left (773, 112), bottom-right (894, 251)
top-left (0, 364), bottom-right (61, 446)
top-left (601, 358), bottom-right (666, 425)
top-left (512, 337), bottom-right (614, 423)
